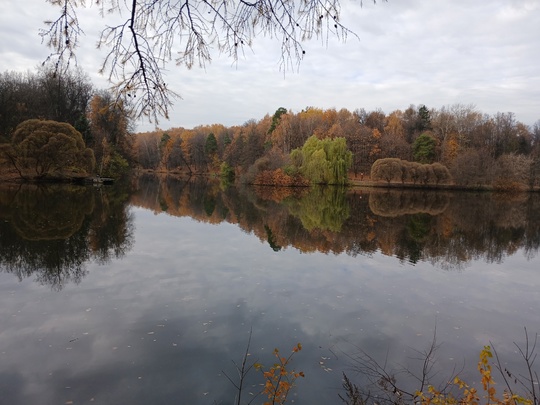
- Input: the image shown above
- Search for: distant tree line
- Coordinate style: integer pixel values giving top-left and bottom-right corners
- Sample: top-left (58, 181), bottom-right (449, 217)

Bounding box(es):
top-left (2, 66), bottom-right (540, 188)
top-left (135, 105), bottom-right (540, 190)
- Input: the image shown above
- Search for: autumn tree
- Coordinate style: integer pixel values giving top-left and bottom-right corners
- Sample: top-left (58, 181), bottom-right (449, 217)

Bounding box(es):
top-left (168, 136), bottom-right (189, 172)
top-left (450, 149), bottom-right (494, 187)
top-left (88, 91), bottom-right (133, 176)
top-left (41, 0), bottom-right (381, 121)
top-left (270, 111), bottom-right (310, 154)
top-left (371, 158), bottom-right (402, 184)
top-left (431, 104), bottom-right (480, 148)
top-left (381, 110), bottom-right (411, 161)
top-left (134, 131), bottom-right (161, 169)
top-left (490, 112), bottom-right (520, 158)
top-left (347, 118), bottom-right (371, 176)
top-left (431, 162), bottom-right (452, 185)
top-left (530, 120), bottom-right (540, 188)
top-left (365, 109), bottom-right (386, 134)
top-left (268, 107), bottom-right (288, 135)
top-left (0, 119), bottom-right (95, 179)
top-left (158, 132), bottom-right (173, 169)
top-left (187, 132), bottom-right (208, 172)
top-left (215, 127), bottom-right (232, 159)
top-left (371, 158), bottom-right (451, 186)
top-left (492, 153), bottom-right (533, 191)
top-left (401, 105), bottom-right (419, 142)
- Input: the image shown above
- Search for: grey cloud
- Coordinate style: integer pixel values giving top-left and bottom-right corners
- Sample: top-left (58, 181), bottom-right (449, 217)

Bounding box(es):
top-left (0, 0), bottom-right (538, 130)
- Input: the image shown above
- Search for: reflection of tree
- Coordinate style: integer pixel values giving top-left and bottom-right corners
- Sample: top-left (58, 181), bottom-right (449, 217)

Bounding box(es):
top-left (9, 184), bottom-right (94, 240)
top-left (88, 184), bottom-right (135, 264)
top-left (0, 183), bottom-right (134, 290)
top-left (524, 195), bottom-right (540, 259)
top-left (394, 214), bottom-right (434, 264)
top-left (369, 190), bottom-right (450, 217)
top-left (264, 224), bottom-right (282, 252)
top-left (128, 174), bottom-right (540, 269)
top-left (284, 186), bottom-right (350, 232)
top-left (0, 216), bottom-right (91, 290)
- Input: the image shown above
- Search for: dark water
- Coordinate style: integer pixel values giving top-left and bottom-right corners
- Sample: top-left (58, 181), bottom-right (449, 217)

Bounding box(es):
top-left (1, 176), bottom-right (539, 404)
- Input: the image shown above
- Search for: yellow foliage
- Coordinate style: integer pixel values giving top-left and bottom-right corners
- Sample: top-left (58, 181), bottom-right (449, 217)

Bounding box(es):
top-left (416, 346), bottom-right (532, 405)
top-left (257, 343), bottom-right (304, 405)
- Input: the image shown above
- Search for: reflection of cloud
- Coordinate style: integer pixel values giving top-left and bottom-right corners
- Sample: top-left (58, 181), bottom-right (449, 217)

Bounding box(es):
top-left (0, 206), bottom-right (539, 404)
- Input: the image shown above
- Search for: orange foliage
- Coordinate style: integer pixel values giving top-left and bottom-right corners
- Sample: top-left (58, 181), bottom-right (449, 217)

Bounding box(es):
top-left (384, 110), bottom-right (405, 139)
top-left (253, 184), bottom-right (309, 202)
top-left (255, 168), bottom-right (309, 187)
top-left (255, 344), bottom-right (304, 405)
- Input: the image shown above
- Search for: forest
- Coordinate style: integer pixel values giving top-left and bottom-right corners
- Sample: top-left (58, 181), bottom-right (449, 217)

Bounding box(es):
top-left (134, 105), bottom-right (540, 190)
top-left (1, 67), bottom-right (540, 190)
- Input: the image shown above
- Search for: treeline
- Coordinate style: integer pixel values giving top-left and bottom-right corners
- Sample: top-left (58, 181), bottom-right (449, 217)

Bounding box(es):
top-left (135, 105), bottom-right (540, 190)
top-left (2, 67), bottom-right (540, 188)
top-left (0, 67), bottom-right (134, 178)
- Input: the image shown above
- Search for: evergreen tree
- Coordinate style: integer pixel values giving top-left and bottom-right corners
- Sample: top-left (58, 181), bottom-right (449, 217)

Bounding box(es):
top-left (417, 105), bottom-right (432, 132)
top-left (413, 132), bottom-right (437, 164)
top-left (205, 133), bottom-right (218, 155)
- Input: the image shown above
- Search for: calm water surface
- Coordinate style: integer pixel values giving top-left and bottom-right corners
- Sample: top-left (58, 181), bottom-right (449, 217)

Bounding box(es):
top-left (1, 177), bottom-right (539, 404)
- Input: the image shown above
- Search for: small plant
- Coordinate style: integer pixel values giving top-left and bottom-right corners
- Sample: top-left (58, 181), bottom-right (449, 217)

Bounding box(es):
top-left (254, 343), bottom-right (305, 405)
top-left (223, 332), bottom-right (304, 405)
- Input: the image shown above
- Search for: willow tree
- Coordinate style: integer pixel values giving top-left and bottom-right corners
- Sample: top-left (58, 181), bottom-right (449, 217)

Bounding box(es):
top-left (371, 157), bottom-right (402, 184)
top-left (41, 0), bottom-right (382, 121)
top-left (291, 135), bottom-right (352, 185)
top-left (1, 119), bottom-right (95, 180)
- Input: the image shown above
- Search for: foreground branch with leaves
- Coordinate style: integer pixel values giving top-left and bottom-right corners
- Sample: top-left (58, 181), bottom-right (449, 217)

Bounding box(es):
top-left (340, 329), bottom-right (539, 405)
top-left (255, 344), bottom-right (305, 405)
top-left (223, 332), bottom-right (304, 405)
top-left (222, 329), bottom-right (538, 405)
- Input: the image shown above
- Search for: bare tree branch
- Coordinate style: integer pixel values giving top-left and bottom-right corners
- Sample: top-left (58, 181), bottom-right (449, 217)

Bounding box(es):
top-left (492, 328), bottom-right (539, 405)
top-left (41, 0), bottom-right (383, 122)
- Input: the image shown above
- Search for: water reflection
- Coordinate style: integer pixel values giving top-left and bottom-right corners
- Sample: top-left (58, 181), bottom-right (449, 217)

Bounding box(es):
top-left (368, 189), bottom-right (450, 217)
top-left (1, 176), bottom-right (539, 290)
top-left (1, 176), bottom-right (539, 404)
top-left (0, 183), bottom-right (134, 290)
top-left (285, 186), bottom-right (350, 232)
top-left (131, 174), bottom-right (540, 268)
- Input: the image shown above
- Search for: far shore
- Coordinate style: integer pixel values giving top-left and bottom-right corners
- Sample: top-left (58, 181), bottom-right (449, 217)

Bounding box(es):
top-left (1, 169), bottom-right (538, 192)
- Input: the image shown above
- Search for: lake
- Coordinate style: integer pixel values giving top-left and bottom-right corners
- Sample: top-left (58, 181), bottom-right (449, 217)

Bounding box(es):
top-left (1, 176), bottom-right (539, 404)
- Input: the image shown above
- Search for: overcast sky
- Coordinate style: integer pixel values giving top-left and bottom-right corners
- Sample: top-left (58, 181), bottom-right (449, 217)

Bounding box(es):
top-left (1, 0), bottom-right (539, 132)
